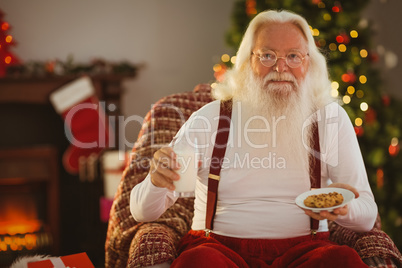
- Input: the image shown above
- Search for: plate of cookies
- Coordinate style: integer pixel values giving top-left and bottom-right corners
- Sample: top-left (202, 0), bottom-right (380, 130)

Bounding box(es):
top-left (295, 188), bottom-right (355, 213)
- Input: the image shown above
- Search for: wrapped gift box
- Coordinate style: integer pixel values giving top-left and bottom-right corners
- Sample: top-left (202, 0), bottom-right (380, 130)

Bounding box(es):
top-left (27, 252), bottom-right (94, 268)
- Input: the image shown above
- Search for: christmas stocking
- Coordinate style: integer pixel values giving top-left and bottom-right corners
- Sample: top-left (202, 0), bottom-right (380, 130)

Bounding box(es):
top-left (50, 76), bottom-right (113, 174)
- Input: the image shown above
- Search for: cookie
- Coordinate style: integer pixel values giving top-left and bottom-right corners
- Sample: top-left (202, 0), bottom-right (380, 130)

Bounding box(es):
top-left (304, 195), bottom-right (317, 208)
top-left (303, 192), bottom-right (344, 208)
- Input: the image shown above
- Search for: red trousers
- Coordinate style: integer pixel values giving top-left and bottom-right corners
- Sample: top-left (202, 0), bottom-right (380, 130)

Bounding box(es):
top-left (171, 230), bottom-right (368, 268)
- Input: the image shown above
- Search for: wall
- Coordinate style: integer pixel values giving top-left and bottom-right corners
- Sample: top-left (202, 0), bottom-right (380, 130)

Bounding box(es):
top-left (0, 0), bottom-right (236, 148)
top-left (1, 0), bottom-right (401, 147)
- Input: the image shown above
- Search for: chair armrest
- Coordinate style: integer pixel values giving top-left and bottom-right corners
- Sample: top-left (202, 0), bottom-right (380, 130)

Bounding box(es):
top-left (128, 223), bottom-right (179, 267)
top-left (329, 221), bottom-right (402, 267)
top-left (125, 196), bottom-right (194, 267)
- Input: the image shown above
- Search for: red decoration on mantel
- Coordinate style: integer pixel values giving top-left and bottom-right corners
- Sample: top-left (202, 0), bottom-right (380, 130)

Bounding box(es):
top-left (0, 9), bottom-right (21, 77)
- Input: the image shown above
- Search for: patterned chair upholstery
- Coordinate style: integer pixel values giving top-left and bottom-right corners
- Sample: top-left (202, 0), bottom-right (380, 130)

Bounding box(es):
top-left (105, 84), bottom-right (402, 268)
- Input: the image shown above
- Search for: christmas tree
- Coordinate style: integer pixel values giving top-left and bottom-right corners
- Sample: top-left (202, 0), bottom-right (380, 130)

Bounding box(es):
top-left (215, 0), bottom-right (402, 250)
top-left (0, 9), bottom-right (20, 77)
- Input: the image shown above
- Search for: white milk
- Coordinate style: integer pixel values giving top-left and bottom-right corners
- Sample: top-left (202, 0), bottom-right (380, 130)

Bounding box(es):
top-left (173, 143), bottom-right (197, 197)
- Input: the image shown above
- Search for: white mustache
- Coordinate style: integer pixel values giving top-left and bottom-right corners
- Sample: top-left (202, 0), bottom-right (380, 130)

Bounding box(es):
top-left (263, 72), bottom-right (298, 86)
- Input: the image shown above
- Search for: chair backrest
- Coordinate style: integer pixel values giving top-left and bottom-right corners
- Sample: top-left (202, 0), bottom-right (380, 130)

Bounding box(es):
top-left (105, 84), bottom-right (213, 267)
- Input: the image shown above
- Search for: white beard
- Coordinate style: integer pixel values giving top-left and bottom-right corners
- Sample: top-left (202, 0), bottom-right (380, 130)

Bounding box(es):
top-left (233, 67), bottom-right (315, 169)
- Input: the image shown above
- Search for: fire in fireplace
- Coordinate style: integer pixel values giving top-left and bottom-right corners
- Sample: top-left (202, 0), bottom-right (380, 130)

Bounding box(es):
top-left (0, 146), bottom-right (59, 267)
top-left (1, 185), bottom-right (42, 234)
top-left (0, 180), bottom-right (50, 250)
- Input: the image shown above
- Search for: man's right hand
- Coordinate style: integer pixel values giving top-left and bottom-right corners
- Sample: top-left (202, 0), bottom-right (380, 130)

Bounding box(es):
top-left (149, 146), bottom-right (181, 191)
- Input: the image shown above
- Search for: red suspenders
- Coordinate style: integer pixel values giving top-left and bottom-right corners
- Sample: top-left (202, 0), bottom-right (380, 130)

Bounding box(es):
top-left (205, 99), bottom-right (233, 233)
top-left (205, 100), bottom-right (320, 236)
top-left (309, 122), bottom-right (321, 235)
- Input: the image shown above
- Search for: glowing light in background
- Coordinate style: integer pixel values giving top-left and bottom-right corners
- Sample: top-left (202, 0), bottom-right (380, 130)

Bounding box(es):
top-left (376, 168), bottom-right (384, 189)
top-left (318, 39), bottom-right (326, 47)
top-left (5, 35), bottom-right (13, 43)
top-left (338, 44), bottom-right (347, 52)
top-left (360, 49), bottom-right (368, 58)
top-left (331, 81), bottom-right (339, 97)
top-left (5, 56), bottom-right (12, 64)
top-left (323, 13), bottom-right (331, 21)
top-left (1, 22), bottom-right (9, 31)
top-left (350, 30), bottom-right (358, 38)
top-left (354, 57), bottom-right (362, 65)
top-left (213, 64), bottom-right (222, 72)
top-left (336, 35), bottom-right (344, 43)
top-left (389, 137), bottom-right (400, 157)
top-left (312, 28), bottom-right (320, 36)
top-left (347, 86), bottom-right (355, 94)
top-left (356, 90), bottom-right (364, 98)
top-left (341, 73), bottom-right (351, 82)
top-left (221, 54), bottom-right (230, 62)
top-left (360, 102), bottom-right (369, 111)
top-left (359, 75), bottom-right (367, 84)
top-left (331, 81), bottom-right (339, 90)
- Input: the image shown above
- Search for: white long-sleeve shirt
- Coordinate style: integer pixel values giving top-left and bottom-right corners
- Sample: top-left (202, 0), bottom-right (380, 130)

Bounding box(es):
top-left (130, 100), bottom-right (377, 239)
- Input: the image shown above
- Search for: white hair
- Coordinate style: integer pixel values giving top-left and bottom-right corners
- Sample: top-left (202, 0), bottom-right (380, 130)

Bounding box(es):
top-left (213, 9), bottom-right (333, 109)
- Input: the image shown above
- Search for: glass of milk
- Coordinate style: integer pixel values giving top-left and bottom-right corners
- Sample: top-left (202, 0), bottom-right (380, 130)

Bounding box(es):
top-left (172, 138), bottom-right (198, 197)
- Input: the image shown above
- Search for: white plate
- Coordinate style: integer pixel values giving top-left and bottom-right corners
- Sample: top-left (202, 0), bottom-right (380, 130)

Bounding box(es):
top-left (295, 188), bottom-right (355, 213)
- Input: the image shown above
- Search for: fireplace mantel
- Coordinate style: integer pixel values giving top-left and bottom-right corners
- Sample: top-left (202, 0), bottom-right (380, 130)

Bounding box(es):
top-left (0, 74), bottom-right (133, 105)
top-left (0, 74), bottom-right (135, 152)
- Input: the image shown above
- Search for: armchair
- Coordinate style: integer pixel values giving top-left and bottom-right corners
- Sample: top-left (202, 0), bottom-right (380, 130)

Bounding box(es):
top-left (105, 84), bottom-right (402, 268)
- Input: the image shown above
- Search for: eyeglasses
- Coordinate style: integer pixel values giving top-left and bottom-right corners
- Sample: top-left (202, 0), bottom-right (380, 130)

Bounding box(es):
top-left (252, 50), bottom-right (309, 68)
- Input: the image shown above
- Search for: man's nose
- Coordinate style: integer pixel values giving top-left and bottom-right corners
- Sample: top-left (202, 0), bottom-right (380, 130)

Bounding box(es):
top-left (274, 57), bottom-right (288, 72)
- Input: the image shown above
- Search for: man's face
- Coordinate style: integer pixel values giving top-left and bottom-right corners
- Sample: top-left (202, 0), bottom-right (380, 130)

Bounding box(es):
top-left (251, 22), bottom-right (309, 91)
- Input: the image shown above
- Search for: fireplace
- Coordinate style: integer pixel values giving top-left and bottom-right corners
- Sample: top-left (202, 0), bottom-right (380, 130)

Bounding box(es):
top-left (0, 146), bottom-right (59, 267)
top-left (0, 75), bottom-right (132, 267)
